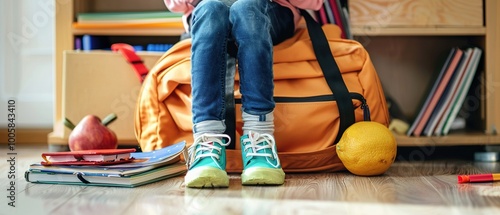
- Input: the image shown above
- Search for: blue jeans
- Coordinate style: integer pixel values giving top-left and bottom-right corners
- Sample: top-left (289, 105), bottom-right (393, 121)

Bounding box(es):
top-left (190, 0), bottom-right (294, 135)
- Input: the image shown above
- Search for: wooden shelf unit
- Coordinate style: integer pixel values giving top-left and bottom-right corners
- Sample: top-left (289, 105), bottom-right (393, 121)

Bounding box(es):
top-left (350, 0), bottom-right (500, 147)
top-left (50, 0), bottom-right (500, 148)
top-left (50, 0), bottom-right (182, 147)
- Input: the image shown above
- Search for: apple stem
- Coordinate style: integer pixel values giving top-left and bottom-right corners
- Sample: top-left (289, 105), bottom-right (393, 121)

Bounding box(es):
top-left (64, 118), bottom-right (76, 130)
top-left (102, 113), bottom-right (118, 126)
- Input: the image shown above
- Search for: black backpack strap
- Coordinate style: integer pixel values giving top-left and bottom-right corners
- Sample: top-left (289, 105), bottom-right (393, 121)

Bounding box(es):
top-left (224, 44), bottom-right (237, 149)
top-left (300, 10), bottom-right (355, 143)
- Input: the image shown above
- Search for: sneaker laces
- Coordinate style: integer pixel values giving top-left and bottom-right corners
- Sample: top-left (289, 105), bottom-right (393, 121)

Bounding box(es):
top-left (242, 131), bottom-right (279, 161)
top-left (186, 133), bottom-right (231, 168)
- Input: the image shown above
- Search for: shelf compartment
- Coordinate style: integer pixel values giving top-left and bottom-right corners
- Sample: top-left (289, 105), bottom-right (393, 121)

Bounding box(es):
top-left (349, 0), bottom-right (483, 28)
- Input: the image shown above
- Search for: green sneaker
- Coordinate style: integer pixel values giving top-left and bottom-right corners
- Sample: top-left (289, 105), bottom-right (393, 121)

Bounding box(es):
top-left (240, 131), bottom-right (285, 185)
top-left (185, 133), bottom-right (231, 188)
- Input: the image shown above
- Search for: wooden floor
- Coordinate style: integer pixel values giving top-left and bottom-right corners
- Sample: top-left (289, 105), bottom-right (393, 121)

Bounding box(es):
top-left (1, 144), bottom-right (499, 215)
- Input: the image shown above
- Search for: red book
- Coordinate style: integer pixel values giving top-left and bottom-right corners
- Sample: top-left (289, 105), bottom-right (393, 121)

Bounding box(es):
top-left (41, 148), bottom-right (136, 166)
top-left (318, 5), bottom-right (328, 25)
top-left (330, 0), bottom-right (346, 39)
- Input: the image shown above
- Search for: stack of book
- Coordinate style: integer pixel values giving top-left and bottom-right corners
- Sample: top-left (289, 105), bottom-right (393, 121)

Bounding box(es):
top-left (25, 141), bottom-right (187, 188)
top-left (73, 11), bottom-right (183, 29)
top-left (311, 0), bottom-right (351, 39)
top-left (72, 11), bottom-right (182, 51)
top-left (407, 47), bottom-right (483, 137)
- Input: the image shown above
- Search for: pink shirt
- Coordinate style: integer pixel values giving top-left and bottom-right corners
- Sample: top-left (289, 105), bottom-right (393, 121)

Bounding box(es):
top-left (164, 0), bottom-right (323, 32)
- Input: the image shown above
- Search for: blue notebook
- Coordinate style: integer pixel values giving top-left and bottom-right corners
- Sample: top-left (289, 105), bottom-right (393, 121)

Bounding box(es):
top-left (25, 162), bottom-right (187, 188)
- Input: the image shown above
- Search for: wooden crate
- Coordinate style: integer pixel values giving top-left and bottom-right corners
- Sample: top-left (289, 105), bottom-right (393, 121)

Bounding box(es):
top-left (61, 51), bottom-right (163, 144)
top-left (349, 0), bottom-right (483, 27)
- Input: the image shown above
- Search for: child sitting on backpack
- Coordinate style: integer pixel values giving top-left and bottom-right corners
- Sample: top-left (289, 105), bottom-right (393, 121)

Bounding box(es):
top-left (163, 0), bottom-right (323, 188)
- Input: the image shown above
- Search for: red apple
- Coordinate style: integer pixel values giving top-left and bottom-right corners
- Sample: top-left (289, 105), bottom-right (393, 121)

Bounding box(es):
top-left (65, 114), bottom-right (118, 151)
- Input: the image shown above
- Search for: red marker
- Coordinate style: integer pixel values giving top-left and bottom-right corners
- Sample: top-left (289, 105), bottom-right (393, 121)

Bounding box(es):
top-left (457, 173), bottom-right (500, 183)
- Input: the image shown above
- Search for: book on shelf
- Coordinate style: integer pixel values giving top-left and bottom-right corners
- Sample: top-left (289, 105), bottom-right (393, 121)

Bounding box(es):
top-left (331, 0), bottom-right (347, 39)
top-left (317, 0), bottom-right (350, 39)
top-left (76, 35), bottom-right (174, 52)
top-left (323, 0), bottom-right (336, 25)
top-left (73, 22), bottom-right (184, 29)
top-left (317, 6), bottom-right (329, 25)
top-left (118, 44), bottom-right (173, 52)
top-left (81, 35), bottom-right (110, 51)
top-left (440, 47), bottom-right (483, 135)
top-left (342, 7), bottom-right (354, 40)
top-left (74, 11), bottom-right (183, 29)
top-left (422, 48), bottom-right (472, 136)
top-left (407, 48), bottom-right (463, 136)
top-left (407, 47), bottom-right (483, 137)
top-left (145, 44), bottom-right (174, 52)
top-left (77, 11), bottom-right (182, 23)
top-left (75, 37), bottom-right (82, 50)
top-left (25, 141), bottom-right (187, 187)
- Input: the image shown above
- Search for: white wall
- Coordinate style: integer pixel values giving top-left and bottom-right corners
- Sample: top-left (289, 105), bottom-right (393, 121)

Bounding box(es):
top-left (0, 0), bottom-right (55, 128)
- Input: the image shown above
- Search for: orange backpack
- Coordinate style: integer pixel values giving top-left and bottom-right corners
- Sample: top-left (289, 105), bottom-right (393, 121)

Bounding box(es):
top-left (135, 13), bottom-right (389, 173)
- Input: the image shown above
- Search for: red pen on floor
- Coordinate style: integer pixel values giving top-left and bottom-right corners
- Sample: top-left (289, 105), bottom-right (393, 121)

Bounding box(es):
top-left (457, 173), bottom-right (500, 183)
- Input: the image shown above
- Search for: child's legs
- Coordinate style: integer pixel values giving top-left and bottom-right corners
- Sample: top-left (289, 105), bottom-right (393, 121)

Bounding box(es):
top-left (229, 0), bottom-right (295, 133)
top-left (190, 0), bottom-right (232, 137)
